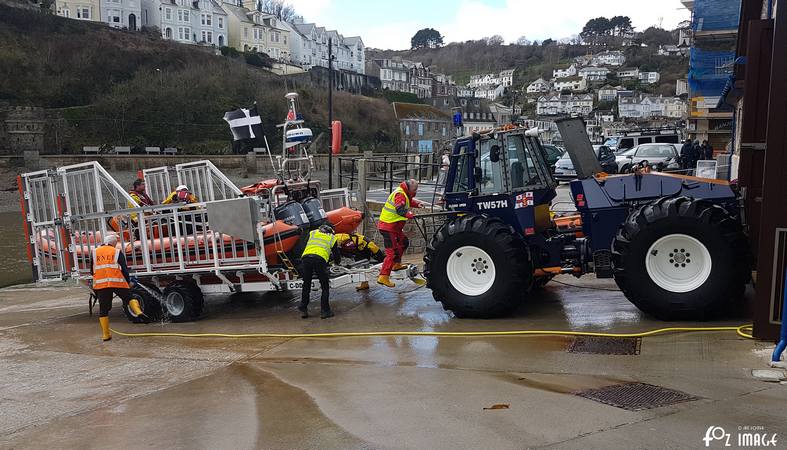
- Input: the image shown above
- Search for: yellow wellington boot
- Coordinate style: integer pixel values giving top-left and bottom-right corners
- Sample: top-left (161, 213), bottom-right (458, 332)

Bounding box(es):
top-left (127, 298), bottom-right (144, 318)
top-left (99, 316), bottom-right (112, 342)
top-left (392, 263), bottom-right (407, 271)
top-left (377, 275), bottom-right (395, 288)
top-left (356, 281), bottom-right (370, 291)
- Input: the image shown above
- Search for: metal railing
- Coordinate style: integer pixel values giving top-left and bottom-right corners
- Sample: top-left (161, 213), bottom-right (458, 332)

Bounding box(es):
top-left (67, 202), bottom-right (263, 280)
top-left (21, 162), bottom-right (269, 284)
top-left (337, 153), bottom-right (447, 210)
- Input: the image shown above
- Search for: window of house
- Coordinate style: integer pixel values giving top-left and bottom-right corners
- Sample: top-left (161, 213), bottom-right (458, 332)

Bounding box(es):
top-left (217, 17), bottom-right (223, 28)
top-left (243, 27), bottom-right (248, 38)
top-left (61, 7), bottom-right (70, 17)
top-left (107, 9), bottom-right (121, 23)
top-left (206, 14), bottom-right (211, 26)
top-left (178, 10), bottom-right (188, 22)
top-left (164, 7), bottom-right (172, 20)
top-left (165, 27), bottom-right (173, 38)
top-left (77, 6), bottom-right (90, 18)
top-left (178, 26), bottom-right (191, 41)
top-left (405, 124), bottom-right (410, 135)
top-left (417, 122), bottom-right (424, 136)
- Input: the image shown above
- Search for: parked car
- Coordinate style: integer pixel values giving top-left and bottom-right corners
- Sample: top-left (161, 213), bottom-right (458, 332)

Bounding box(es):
top-left (553, 145), bottom-right (617, 181)
top-left (605, 130), bottom-right (682, 154)
top-left (541, 144), bottom-right (565, 172)
top-left (615, 143), bottom-right (681, 173)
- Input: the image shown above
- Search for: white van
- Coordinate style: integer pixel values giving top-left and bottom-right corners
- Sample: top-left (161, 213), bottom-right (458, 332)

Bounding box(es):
top-left (604, 130), bottom-right (682, 153)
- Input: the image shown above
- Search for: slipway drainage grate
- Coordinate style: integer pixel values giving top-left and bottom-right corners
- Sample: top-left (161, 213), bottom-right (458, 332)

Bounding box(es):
top-left (567, 336), bottom-right (641, 355)
top-left (575, 382), bottom-right (700, 411)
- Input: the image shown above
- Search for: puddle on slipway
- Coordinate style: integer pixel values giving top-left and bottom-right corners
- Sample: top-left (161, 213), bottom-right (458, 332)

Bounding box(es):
top-left (0, 211), bottom-right (32, 288)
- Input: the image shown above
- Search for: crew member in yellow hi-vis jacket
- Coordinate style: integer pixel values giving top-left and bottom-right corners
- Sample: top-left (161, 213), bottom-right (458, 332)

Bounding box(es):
top-left (298, 224), bottom-right (341, 319)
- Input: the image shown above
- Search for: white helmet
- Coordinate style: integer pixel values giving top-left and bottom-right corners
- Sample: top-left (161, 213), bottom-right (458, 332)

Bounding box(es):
top-left (175, 184), bottom-right (189, 191)
top-left (103, 234), bottom-right (118, 246)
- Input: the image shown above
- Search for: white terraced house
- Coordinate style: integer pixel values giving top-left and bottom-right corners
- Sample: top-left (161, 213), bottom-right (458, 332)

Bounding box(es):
top-left (527, 78), bottom-right (551, 94)
top-left (55, 0), bottom-right (101, 23)
top-left (591, 50), bottom-right (626, 66)
top-left (536, 93), bottom-right (594, 116)
top-left (102, 0), bottom-right (142, 30)
top-left (577, 66), bottom-right (610, 81)
top-left (552, 64), bottom-right (577, 79)
top-left (142, 0), bottom-right (227, 46)
top-left (288, 21), bottom-right (365, 74)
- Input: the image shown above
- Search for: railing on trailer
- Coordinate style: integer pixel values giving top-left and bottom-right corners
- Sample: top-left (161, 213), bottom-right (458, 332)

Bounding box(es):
top-left (175, 160), bottom-right (243, 202)
top-left (19, 160), bottom-right (374, 292)
top-left (20, 169), bottom-right (68, 282)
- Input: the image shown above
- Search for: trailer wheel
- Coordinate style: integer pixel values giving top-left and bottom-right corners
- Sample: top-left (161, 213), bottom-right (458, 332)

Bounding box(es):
top-left (162, 282), bottom-right (204, 322)
top-left (123, 285), bottom-right (163, 324)
top-left (612, 197), bottom-right (750, 320)
top-left (424, 214), bottom-right (532, 318)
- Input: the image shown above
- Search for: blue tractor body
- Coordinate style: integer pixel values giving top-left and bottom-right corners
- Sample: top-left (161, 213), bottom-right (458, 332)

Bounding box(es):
top-left (424, 126), bottom-right (748, 319)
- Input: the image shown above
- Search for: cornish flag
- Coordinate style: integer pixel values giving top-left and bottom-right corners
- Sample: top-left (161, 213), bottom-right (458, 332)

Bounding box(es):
top-left (223, 105), bottom-right (264, 141)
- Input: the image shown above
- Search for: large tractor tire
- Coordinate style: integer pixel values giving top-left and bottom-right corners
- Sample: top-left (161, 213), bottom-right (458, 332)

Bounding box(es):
top-left (424, 214), bottom-right (532, 318)
top-left (162, 282), bottom-right (205, 322)
top-left (612, 197), bottom-right (750, 320)
top-left (123, 284), bottom-right (164, 323)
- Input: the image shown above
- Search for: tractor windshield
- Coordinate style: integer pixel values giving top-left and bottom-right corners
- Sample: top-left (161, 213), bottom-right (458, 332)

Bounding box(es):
top-left (478, 139), bottom-right (505, 194)
top-left (506, 135), bottom-right (542, 189)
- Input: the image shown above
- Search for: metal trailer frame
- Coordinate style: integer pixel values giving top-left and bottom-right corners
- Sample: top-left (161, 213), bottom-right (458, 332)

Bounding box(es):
top-left (19, 160), bottom-right (384, 300)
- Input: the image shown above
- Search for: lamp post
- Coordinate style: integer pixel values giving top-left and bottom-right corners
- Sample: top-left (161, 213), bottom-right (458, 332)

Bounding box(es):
top-left (328, 37), bottom-right (334, 189)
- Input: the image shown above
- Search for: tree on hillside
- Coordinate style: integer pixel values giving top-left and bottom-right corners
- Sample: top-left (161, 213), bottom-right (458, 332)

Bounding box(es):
top-left (484, 35), bottom-right (505, 45)
top-left (516, 35), bottom-right (531, 46)
top-left (581, 17), bottom-right (610, 45)
top-left (541, 38), bottom-right (555, 46)
top-left (259, 0), bottom-right (297, 21)
top-left (411, 28), bottom-right (444, 49)
top-left (639, 26), bottom-right (674, 47)
top-left (610, 16), bottom-right (633, 37)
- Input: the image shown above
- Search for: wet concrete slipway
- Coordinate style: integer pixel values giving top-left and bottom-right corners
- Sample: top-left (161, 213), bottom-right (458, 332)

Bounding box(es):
top-left (0, 274), bottom-right (784, 449)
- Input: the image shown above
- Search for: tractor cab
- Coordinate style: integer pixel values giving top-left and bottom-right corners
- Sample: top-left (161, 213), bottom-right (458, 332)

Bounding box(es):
top-left (443, 128), bottom-right (558, 238)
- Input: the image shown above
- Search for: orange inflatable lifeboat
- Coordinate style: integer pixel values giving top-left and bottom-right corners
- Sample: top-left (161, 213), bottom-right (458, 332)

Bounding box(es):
top-left (36, 219), bottom-right (304, 270)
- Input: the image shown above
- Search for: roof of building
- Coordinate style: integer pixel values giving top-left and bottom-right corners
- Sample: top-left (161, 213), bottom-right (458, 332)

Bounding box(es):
top-left (578, 66), bottom-right (610, 72)
top-left (392, 102), bottom-right (451, 121)
top-left (555, 76), bottom-right (584, 83)
top-left (529, 78), bottom-right (549, 85)
top-left (617, 67), bottom-right (639, 72)
top-left (553, 63), bottom-right (574, 70)
top-left (537, 93), bottom-right (593, 102)
top-left (221, 3), bottom-right (253, 24)
top-left (344, 36), bottom-right (364, 46)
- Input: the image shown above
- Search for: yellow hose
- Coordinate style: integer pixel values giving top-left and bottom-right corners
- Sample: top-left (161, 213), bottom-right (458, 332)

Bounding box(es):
top-left (111, 324), bottom-right (755, 340)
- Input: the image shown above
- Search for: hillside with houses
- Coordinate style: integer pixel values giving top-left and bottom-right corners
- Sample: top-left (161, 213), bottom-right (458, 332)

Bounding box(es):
top-left (366, 19), bottom-right (690, 142)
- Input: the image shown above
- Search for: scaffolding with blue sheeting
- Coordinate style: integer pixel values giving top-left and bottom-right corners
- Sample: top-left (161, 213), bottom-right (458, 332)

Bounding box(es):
top-left (688, 48), bottom-right (735, 97)
top-left (692, 0), bottom-right (742, 32)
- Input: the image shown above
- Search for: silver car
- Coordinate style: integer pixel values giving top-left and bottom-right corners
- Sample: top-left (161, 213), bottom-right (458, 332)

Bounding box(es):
top-left (615, 143), bottom-right (681, 173)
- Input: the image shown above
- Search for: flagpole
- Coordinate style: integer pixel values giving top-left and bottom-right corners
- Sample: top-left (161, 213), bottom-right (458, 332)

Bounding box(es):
top-left (328, 36), bottom-right (333, 190)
